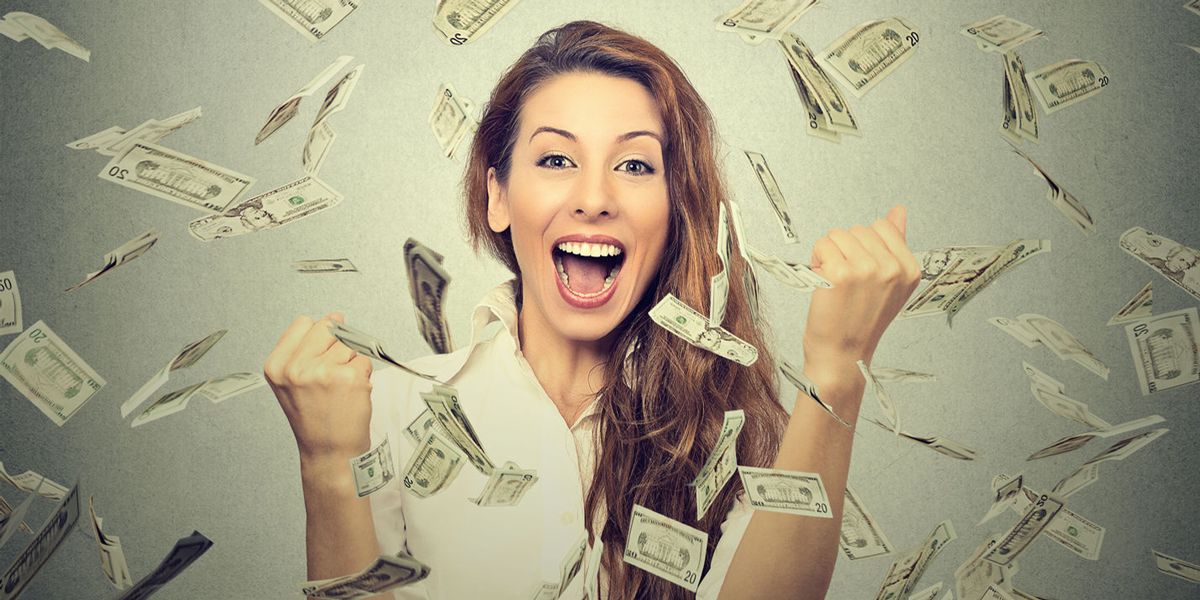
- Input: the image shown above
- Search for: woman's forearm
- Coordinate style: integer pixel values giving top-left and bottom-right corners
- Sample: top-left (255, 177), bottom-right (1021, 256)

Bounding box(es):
top-left (300, 456), bottom-right (391, 600)
top-left (718, 362), bottom-right (865, 600)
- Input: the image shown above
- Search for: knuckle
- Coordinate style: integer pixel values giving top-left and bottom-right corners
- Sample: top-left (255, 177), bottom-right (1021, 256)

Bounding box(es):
top-left (283, 363), bottom-right (306, 385)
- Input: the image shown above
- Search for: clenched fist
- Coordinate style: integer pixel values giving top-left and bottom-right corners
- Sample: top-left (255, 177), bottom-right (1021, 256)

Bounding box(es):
top-left (803, 205), bottom-right (921, 372)
top-left (264, 312), bottom-right (374, 463)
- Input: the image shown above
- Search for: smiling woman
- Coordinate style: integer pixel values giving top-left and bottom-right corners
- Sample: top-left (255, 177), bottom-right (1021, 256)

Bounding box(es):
top-left (266, 18), bottom-right (919, 600)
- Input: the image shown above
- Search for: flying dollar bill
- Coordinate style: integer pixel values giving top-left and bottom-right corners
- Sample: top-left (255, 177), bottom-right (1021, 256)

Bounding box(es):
top-left (87, 496), bottom-right (133, 590)
top-left (0, 271), bottom-right (21, 336)
top-left (1082, 428), bottom-right (1169, 467)
top-left (302, 120), bottom-right (336, 174)
top-left (1108, 281), bottom-right (1153, 326)
top-left (1124, 307), bottom-right (1199, 395)
top-left (901, 240), bottom-right (1050, 323)
top-left (468, 460), bottom-right (539, 507)
top-left (400, 427), bottom-right (465, 498)
top-left (1153, 549), bottom-right (1200, 584)
top-left (875, 520), bottom-right (956, 600)
top-left (293, 258), bottom-right (359, 273)
top-left (0, 463), bottom-right (68, 500)
top-left (982, 493), bottom-right (1062, 566)
top-left (256, 55), bottom-right (353, 144)
top-left (352, 436), bottom-right (396, 497)
top-left (556, 533), bottom-right (586, 597)
top-left (0, 321), bottom-right (106, 426)
top-left (0, 11), bottom-right (89, 60)
top-left (102, 106), bottom-right (203, 157)
top-left (119, 531), bottom-right (213, 600)
top-left (689, 409), bottom-right (745, 520)
top-left (1050, 462), bottom-right (1099, 499)
top-left (65, 230), bottom-right (160, 293)
top-left (1022, 362), bottom-right (1110, 429)
top-left (745, 245), bottom-right (831, 291)
top-left (1000, 51), bottom-right (1039, 143)
top-left (780, 358), bottom-right (850, 428)
top-left (715, 0), bottom-right (818, 44)
top-left (327, 320), bottom-right (439, 381)
top-left (859, 360), bottom-right (899, 436)
top-left (1025, 58), bottom-right (1111, 114)
top-left (121, 329), bottom-right (227, 418)
top-left (1006, 140), bottom-right (1094, 234)
top-left (743, 151), bottom-right (798, 243)
top-left (709, 202), bottom-right (731, 326)
top-left (130, 372), bottom-right (265, 427)
top-left (1016, 313), bottom-right (1109, 379)
top-left (99, 141), bottom-right (254, 213)
top-left (257, 0), bottom-right (360, 41)
top-left (0, 491), bottom-right (34, 551)
top-left (623, 504), bottom-right (707, 592)
top-left (432, 0), bottom-right (522, 46)
top-left (864, 417), bottom-right (978, 461)
top-left (1118, 226), bottom-right (1200, 302)
top-left (66, 126), bottom-right (128, 154)
top-left (303, 552), bottom-right (430, 598)
top-left (978, 472), bottom-right (1025, 525)
top-left (649, 293), bottom-right (758, 366)
top-left (840, 485), bottom-right (893, 560)
top-left (960, 15), bottom-right (1044, 53)
top-left (1026, 414), bottom-right (1165, 460)
top-left (404, 238), bottom-right (454, 355)
top-left (821, 17), bottom-right (921, 98)
top-left (0, 482), bottom-right (79, 600)
top-left (422, 385), bottom-right (494, 475)
top-left (429, 82), bottom-right (478, 158)
top-left (739, 466), bottom-right (832, 518)
top-left (188, 176), bottom-right (342, 241)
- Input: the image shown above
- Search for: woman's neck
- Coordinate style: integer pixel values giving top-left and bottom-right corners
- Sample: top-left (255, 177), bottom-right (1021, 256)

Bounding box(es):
top-left (516, 294), bottom-right (612, 428)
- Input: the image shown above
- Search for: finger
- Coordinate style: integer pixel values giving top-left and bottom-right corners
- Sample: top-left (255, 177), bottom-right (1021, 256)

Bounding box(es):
top-left (265, 315), bottom-right (315, 373)
top-left (328, 311), bottom-right (345, 324)
top-left (810, 236), bottom-right (846, 274)
top-left (349, 354), bottom-right (373, 379)
top-left (848, 225), bottom-right (896, 267)
top-left (288, 317), bottom-right (339, 364)
top-left (321, 341), bottom-right (357, 365)
top-left (870, 219), bottom-right (921, 275)
top-left (886, 205), bottom-right (907, 239)
top-left (827, 228), bottom-right (876, 269)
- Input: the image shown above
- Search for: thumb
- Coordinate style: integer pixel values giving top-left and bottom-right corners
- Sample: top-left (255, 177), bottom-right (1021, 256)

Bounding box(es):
top-left (887, 205), bottom-right (907, 239)
top-left (328, 311), bottom-right (346, 324)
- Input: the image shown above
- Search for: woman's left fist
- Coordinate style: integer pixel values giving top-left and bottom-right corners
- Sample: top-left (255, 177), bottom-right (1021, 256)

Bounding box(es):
top-left (802, 205), bottom-right (921, 371)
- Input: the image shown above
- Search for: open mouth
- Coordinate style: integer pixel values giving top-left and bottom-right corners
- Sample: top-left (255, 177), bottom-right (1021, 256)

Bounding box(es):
top-left (552, 240), bottom-right (625, 298)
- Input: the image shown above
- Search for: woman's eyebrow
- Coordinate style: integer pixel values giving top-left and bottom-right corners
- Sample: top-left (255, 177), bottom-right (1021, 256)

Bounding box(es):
top-left (528, 126), bottom-right (664, 147)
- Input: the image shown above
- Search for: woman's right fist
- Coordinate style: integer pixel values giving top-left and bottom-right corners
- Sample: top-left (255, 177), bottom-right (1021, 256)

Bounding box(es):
top-left (264, 312), bottom-right (374, 462)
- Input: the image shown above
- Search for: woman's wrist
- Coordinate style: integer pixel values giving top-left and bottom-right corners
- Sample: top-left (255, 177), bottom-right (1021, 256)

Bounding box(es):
top-left (299, 452), bottom-right (361, 497)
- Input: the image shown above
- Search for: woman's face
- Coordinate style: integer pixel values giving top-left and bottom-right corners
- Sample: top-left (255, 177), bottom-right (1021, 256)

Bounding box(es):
top-left (488, 71), bottom-right (670, 343)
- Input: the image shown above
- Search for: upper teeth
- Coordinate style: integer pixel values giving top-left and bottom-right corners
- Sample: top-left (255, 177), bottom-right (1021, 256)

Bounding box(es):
top-left (557, 241), bottom-right (623, 257)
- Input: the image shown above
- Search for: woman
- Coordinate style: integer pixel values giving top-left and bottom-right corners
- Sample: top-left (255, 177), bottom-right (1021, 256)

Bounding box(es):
top-left (265, 20), bottom-right (919, 600)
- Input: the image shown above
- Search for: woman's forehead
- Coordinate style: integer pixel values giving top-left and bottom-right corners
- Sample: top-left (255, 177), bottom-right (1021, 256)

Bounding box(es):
top-left (518, 72), bottom-right (664, 141)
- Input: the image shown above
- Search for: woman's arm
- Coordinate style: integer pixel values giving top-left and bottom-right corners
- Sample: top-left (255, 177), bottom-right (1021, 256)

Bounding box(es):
top-left (719, 206), bottom-right (920, 600)
top-left (264, 312), bottom-right (393, 600)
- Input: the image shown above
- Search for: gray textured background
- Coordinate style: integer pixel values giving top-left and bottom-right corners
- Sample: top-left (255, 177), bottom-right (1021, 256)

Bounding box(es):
top-left (1, 1), bottom-right (1198, 598)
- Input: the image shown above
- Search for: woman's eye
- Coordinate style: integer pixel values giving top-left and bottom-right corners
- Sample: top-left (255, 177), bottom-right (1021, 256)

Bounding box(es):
top-left (618, 159), bottom-right (656, 176)
top-left (537, 154), bottom-right (575, 169)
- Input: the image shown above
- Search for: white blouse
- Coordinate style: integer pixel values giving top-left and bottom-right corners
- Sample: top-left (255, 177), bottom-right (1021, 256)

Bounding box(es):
top-left (367, 279), bottom-right (753, 599)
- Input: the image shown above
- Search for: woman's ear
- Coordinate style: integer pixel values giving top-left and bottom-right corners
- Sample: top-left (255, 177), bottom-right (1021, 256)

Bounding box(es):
top-left (486, 166), bottom-right (511, 234)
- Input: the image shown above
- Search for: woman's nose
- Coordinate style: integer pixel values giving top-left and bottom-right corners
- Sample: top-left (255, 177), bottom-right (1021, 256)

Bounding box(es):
top-left (570, 171), bottom-right (618, 220)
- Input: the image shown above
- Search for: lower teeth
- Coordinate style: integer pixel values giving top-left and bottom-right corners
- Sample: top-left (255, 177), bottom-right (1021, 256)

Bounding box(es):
top-left (555, 257), bottom-right (618, 297)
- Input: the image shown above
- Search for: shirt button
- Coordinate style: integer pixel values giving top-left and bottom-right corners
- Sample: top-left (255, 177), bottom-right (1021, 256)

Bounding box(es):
top-left (560, 512), bottom-right (575, 525)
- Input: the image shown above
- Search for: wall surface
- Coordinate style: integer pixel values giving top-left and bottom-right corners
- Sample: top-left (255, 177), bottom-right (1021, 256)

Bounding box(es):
top-left (1, 1), bottom-right (1198, 599)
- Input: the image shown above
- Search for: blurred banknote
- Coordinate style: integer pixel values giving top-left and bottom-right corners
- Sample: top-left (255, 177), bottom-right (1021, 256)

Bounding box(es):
top-left (1153, 549), bottom-right (1200, 584)
top-left (0, 321), bottom-right (106, 426)
top-left (99, 141), bottom-right (254, 213)
top-left (327, 320), bottom-right (438, 381)
top-left (715, 0), bottom-right (818, 44)
top-left (88, 496), bottom-right (133, 590)
top-left (0, 463), bottom-right (68, 500)
top-left (960, 15), bottom-right (1043, 53)
top-left (1124, 307), bottom-right (1199, 395)
top-left (1108, 282), bottom-right (1153, 326)
top-left (119, 531), bottom-right (213, 600)
top-left (258, 0), bottom-right (360, 41)
top-left (744, 151), bottom-right (798, 243)
top-left (780, 32), bottom-right (859, 141)
top-left (65, 230), bottom-right (160, 293)
top-left (188, 176), bottom-right (341, 241)
top-left (746, 246), bottom-right (831, 291)
top-left (0, 11), bottom-right (89, 60)
top-left (0, 482), bottom-right (79, 600)
top-left (400, 427), bottom-right (464, 498)
top-left (689, 409), bottom-right (745, 520)
top-left (256, 55), bottom-right (353, 144)
top-left (901, 240), bottom-right (1049, 323)
top-left (422, 384), bottom-right (494, 474)
top-left (131, 372), bottom-right (265, 427)
top-left (101, 106), bottom-right (203, 157)
top-left (0, 271), bottom-right (21, 336)
top-left (840, 485), bottom-right (892, 560)
top-left (302, 552), bottom-right (430, 598)
top-left (404, 238), bottom-right (453, 354)
top-left (432, 0), bottom-right (522, 46)
top-left (1118, 226), bottom-right (1200, 302)
top-left (1006, 140), bottom-right (1094, 234)
top-left (1000, 51), bottom-right (1039, 143)
top-left (821, 17), bottom-right (920, 98)
top-left (739, 466), bottom-right (832, 518)
top-left (121, 329), bottom-right (227, 418)
top-left (865, 417), bottom-right (978, 460)
top-left (875, 520), bottom-right (955, 600)
top-left (1025, 59), bottom-right (1110, 114)
top-left (294, 258), bottom-right (359, 273)
top-left (1026, 414), bottom-right (1164, 460)
top-left (429, 83), bottom-right (477, 158)
top-left (469, 460), bottom-right (539, 507)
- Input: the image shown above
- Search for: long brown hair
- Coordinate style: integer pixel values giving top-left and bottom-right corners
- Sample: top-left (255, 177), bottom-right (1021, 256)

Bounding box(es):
top-left (462, 20), bottom-right (788, 599)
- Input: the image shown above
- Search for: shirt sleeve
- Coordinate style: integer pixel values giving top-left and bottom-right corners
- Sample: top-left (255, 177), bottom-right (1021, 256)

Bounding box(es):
top-left (695, 491), bottom-right (754, 600)
top-left (366, 366), bottom-right (410, 557)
